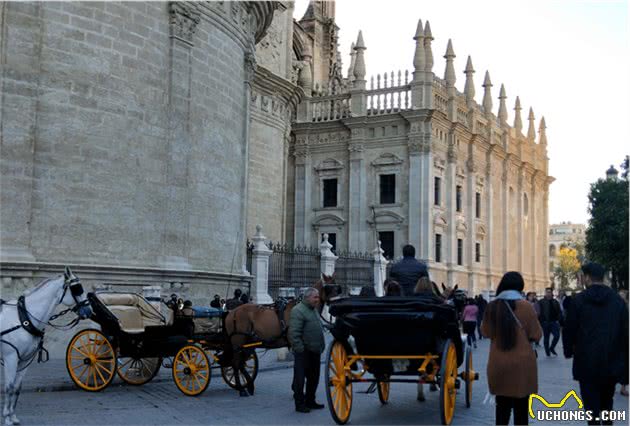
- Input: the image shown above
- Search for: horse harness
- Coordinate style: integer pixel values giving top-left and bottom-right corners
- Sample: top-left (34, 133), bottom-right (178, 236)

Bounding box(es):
top-left (0, 276), bottom-right (88, 366)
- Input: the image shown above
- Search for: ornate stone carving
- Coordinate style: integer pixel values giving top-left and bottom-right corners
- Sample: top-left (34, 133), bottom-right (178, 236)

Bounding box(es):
top-left (433, 157), bottom-right (446, 172)
top-left (260, 95), bottom-right (269, 112)
top-left (372, 153), bottom-right (403, 167)
top-left (169, 2), bottom-right (201, 46)
top-left (244, 51), bottom-right (257, 83)
top-left (348, 144), bottom-right (364, 153)
top-left (466, 158), bottom-right (478, 173)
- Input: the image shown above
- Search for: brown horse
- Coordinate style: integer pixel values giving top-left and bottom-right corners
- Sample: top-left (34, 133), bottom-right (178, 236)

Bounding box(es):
top-left (224, 299), bottom-right (298, 396)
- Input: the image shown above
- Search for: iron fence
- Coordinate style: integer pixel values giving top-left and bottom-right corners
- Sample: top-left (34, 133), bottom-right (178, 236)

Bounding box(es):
top-left (334, 250), bottom-right (375, 296)
top-left (267, 243), bottom-right (321, 299)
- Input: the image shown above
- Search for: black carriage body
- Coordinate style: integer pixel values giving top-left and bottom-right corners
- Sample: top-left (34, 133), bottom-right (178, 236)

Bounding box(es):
top-left (87, 292), bottom-right (193, 358)
top-left (329, 296), bottom-right (463, 374)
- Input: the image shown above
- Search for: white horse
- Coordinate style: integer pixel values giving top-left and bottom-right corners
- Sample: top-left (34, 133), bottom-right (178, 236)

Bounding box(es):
top-left (0, 267), bottom-right (92, 425)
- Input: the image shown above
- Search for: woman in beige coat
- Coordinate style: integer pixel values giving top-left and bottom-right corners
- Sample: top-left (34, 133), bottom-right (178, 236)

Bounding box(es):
top-left (481, 272), bottom-right (542, 425)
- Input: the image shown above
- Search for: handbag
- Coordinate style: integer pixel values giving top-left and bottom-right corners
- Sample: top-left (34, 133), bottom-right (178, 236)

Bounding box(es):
top-left (503, 301), bottom-right (538, 358)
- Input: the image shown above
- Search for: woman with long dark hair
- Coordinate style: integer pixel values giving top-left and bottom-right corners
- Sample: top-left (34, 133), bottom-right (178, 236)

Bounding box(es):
top-left (481, 272), bottom-right (542, 425)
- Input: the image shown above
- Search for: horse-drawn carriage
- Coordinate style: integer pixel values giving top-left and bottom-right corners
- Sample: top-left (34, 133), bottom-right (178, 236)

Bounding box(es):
top-left (325, 296), bottom-right (478, 425)
top-left (65, 291), bottom-right (258, 396)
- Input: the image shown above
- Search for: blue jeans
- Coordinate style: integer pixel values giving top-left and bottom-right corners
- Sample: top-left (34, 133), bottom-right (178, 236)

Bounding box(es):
top-left (542, 321), bottom-right (560, 355)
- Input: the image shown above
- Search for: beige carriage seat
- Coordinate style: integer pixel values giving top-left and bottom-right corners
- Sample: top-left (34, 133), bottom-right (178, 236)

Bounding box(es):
top-left (96, 293), bottom-right (165, 333)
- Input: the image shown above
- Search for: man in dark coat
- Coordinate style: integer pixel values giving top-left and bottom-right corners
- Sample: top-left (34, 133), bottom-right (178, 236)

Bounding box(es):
top-left (537, 287), bottom-right (563, 356)
top-left (563, 263), bottom-right (629, 425)
top-left (389, 244), bottom-right (428, 296)
top-left (288, 287), bottom-right (326, 413)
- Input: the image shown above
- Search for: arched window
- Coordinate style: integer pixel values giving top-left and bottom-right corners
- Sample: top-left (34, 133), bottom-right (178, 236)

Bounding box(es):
top-left (523, 193), bottom-right (529, 216)
top-left (549, 244), bottom-right (556, 257)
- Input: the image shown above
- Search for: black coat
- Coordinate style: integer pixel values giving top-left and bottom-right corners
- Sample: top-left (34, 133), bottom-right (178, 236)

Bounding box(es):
top-left (389, 257), bottom-right (428, 296)
top-left (562, 285), bottom-right (629, 384)
top-left (538, 298), bottom-right (562, 323)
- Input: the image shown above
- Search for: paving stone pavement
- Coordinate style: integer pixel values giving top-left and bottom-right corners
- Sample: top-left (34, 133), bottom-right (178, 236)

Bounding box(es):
top-left (6, 337), bottom-right (630, 425)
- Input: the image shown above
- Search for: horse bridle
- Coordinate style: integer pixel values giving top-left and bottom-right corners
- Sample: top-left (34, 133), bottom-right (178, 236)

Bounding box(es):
top-left (58, 275), bottom-right (90, 313)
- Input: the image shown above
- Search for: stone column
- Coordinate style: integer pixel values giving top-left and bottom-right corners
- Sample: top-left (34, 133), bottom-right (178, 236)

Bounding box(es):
top-left (348, 128), bottom-right (366, 252)
top-left (373, 241), bottom-right (388, 297)
top-left (501, 160), bottom-right (509, 272)
top-left (408, 127), bottom-right (423, 251)
top-left (466, 159), bottom-right (477, 294)
top-left (250, 225), bottom-right (273, 304)
top-left (530, 174), bottom-right (538, 289)
top-left (517, 168), bottom-right (525, 273)
top-left (445, 142), bottom-right (457, 284)
top-left (485, 159), bottom-right (494, 291)
top-left (160, 3), bottom-right (200, 270)
top-left (0, 2), bottom-right (43, 263)
top-left (320, 233), bottom-right (337, 276)
top-left (419, 133), bottom-right (434, 261)
top-left (293, 144), bottom-right (310, 246)
top-left (542, 180), bottom-right (551, 292)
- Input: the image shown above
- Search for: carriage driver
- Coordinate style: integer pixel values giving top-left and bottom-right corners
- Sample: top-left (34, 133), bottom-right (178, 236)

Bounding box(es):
top-left (288, 287), bottom-right (326, 413)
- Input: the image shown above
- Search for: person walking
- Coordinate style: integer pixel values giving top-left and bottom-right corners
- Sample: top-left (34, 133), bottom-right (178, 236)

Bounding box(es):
top-left (288, 287), bottom-right (326, 413)
top-left (389, 244), bottom-right (429, 296)
top-left (563, 263), bottom-right (629, 425)
top-left (537, 287), bottom-right (562, 356)
top-left (526, 292), bottom-right (541, 348)
top-left (462, 298), bottom-right (479, 349)
top-left (481, 272), bottom-right (542, 425)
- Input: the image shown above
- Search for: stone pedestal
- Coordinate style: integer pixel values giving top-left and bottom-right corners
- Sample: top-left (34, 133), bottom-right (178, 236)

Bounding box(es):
top-left (250, 225), bottom-right (273, 304)
top-left (319, 233), bottom-right (337, 276)
top-left (373, 241), bottom-right (388, 297)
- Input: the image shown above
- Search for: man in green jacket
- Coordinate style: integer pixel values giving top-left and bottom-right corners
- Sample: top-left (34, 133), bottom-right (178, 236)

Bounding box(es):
top-left (289, 287), bottom-right (326, 413)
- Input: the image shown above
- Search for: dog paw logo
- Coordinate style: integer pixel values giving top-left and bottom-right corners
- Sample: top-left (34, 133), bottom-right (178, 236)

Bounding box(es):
top-left (528, 390), bottom-right (584, 419)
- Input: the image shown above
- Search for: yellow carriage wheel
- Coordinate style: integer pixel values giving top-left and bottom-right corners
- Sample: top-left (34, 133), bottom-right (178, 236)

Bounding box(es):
top-left (172, 345), bottom-right (210, 396)
top-left (377, 377), bottom-right (390, 405)
top-left (117, 357), bottom-right (161, 386)
top-left (221, 351), bottom-right (259, 390)
top-left (66, 329), bottom-right (116, 392)
top-left (464, 347), bottom-right (474, 408)
top-left (325, 341), bottom-right (353, 425)
top-left (439, 339), bottom-right (458, 425)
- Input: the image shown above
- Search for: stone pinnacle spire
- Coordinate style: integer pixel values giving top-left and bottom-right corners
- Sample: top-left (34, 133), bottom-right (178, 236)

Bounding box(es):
top-left (482, 71), bottom-right (493, 115)
top-left (527, 107), bottom-right (536, 140)
top-left (539, 116), bottom-right (547, 145)
top-left (513, 96), bottom-right (523, 134)
top-left (347, 42), bottom-right (356, 81)
top-left (444, 39), bottom-right (456, 88)
top-left (353, 31), bottom-right (366, 87)
top-left (413, 19), bottom-right (425, 81)
top-left (497, 84), bottom-right (508, 125)
top-left (424, 21), bottom-right (433, 73)
top-left (463, 55), bottom-right (475, 104)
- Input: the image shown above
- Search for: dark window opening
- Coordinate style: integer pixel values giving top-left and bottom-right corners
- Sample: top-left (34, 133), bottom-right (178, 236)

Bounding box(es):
top-left (435, 234), bottom-right (442, 263)
top-left (456, 185), bottom-right (463, 212)
top-left (380, 174), bottom-right (396, 204)
top-left (378, 232), bottom-right (395, 260)
top-left (475, 243), bottom-right (481, 263)
top-left (434, 177), bottom-right (441, 206)
top-left (457, 238), bottom-right (463, 265)
top-left (322, 233), bottom-right (336, 254)
top-left (323, 178), bottom-right (338, 207)
top-left (475, 192), bottom-right (481, 218)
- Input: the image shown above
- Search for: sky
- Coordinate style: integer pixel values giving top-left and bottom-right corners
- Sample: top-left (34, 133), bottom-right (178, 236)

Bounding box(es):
top-left (294, 0), bottom-right (629, 225)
